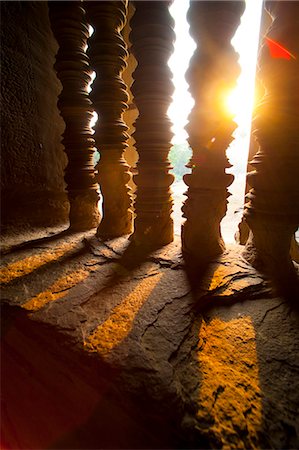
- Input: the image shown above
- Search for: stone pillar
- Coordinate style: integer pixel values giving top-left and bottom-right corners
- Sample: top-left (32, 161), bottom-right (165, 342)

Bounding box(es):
top-left (85, 0), bottom-right (133, 238)
top-left (129, 1), bottom-right (175, 248)
top-left (243, 2), bottom-right (299, 288)
top-left (122, 2), bottom-right (138, 194)
top-left (181, 1), bottom-right (245, 264)
top-left (49, 1), bottom-right (100, 231)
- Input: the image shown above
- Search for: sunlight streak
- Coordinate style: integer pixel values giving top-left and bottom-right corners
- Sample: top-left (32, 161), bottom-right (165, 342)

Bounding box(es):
top-left (0, 242), bottom-right (78, 285)
top-left (85, 273), bottom-right (163, 357)
top-left (22, 268), bottom-right (91, 311)
top-left (197, 317), bottom-right (262, 446)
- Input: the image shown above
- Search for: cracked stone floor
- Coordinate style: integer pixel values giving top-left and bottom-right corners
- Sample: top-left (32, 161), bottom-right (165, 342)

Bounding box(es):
top-left (1, 226), bottom-right (299, 449)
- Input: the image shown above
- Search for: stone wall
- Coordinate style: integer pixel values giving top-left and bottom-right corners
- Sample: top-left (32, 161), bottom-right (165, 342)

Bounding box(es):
top-left (0, 1), bottom-right (69, 232)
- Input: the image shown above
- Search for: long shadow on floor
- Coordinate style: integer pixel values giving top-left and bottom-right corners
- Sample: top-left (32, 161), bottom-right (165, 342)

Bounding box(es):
top-left (0, 228), bottom-right (73, 256)
top-left (2, 235), bottom-right (299, 448)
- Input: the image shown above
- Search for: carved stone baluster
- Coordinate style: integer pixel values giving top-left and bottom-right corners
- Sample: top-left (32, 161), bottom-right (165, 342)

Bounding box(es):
top-left (130, 1), bottom-right (175, 248)
top-left (49, 1), bottom-right (100, 231)
top-left (84, 1), bottom-right (133, 238)
top-left (243, 2), bottom-right (299, 290)
top-left (182, 1), bottom-right (245, 264)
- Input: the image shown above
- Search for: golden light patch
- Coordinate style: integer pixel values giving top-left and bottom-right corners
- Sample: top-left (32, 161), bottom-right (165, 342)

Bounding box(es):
top-left (85, 273), bottom-right (163, 357)
top-left (0, 242), bottom-right (77, 285)
top-left (208, 266), bottom-right (230, 291)
top-left (197, 317), bottom-right (262, 449)
top-left (22, 268), bottom-right (90, 311)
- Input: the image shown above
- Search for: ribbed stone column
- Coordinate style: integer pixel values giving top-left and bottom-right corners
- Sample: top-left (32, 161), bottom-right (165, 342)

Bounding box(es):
top-left (182, 1), bottom-right (245, 264)
top-left (129, 1), bottom-right (175, 248)
top-left (243, 2), bottom-right (299, 289)
top-left (49, 1), bottom-right (100, 231)
top-left (85, 1), bottom-right (133, 238)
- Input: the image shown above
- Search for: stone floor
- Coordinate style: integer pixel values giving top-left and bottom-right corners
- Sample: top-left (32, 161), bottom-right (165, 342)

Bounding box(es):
top-left (1, 226), bottom-right (299, 449)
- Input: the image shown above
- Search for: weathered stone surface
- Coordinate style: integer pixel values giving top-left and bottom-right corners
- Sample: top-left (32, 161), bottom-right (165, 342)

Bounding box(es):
top-left (49, 1), bottom-right (100, 231)
top-left (0, 2), bottom-right (68, 230)
top-left (1, 230), bottom-right (299, 449)
top-left (199, 298), bottom-right (299, 449)
top-left (130, 1), bottom-right (175, 247)
top-left (85, 0), bottom-right (133, 238)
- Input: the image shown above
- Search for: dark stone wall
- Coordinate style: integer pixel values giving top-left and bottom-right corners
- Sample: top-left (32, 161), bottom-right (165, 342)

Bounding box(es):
top-left (0, 1), bottom-right (69, 231)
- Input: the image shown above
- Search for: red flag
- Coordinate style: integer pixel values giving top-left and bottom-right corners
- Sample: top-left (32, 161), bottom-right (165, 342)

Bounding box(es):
top-left (265, 37), bottom-right (296, 60)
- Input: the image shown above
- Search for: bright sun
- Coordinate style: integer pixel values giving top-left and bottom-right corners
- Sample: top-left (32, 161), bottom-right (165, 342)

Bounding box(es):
top-left (168, 0), bottom-right (263, 242)
top-left (225, 89), bottom-right (243, 118)
top-left (168, 0), bottom-right (263, 148)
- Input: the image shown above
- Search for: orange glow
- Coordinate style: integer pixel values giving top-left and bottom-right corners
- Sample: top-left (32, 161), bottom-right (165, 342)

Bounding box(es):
top-left (197, 317), bottom-right (262, 446)
top-left (265, 37), bottom-right (296, 60)
top-left (206, 265), bottom-right (231, 291)
top-left (84, 273), bottom-right (163, 357)
top-left (224, 86), bottom-right (259, 121)
top-left (22, 268), bottom-right (91, 311)
top-left (0, 242), bottom-right (78, 285)
top-left (224, 89), bottom-right (240, 118)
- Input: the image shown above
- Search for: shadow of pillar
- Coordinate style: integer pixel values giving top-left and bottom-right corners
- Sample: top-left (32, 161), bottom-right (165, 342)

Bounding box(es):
top-left (253, 301), bottom-right (299, 449)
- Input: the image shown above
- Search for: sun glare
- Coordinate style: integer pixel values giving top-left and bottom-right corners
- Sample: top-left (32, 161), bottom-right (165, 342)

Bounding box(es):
top-left (225, 89), bottom-right (242, 119)
top-left (168, 0), bottom-right (195, 144)
top-left (221, 0), bottom-right (263, 242)
top-left (168, 0), bottom-right (263, 241)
